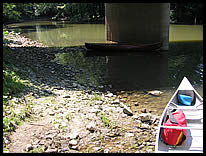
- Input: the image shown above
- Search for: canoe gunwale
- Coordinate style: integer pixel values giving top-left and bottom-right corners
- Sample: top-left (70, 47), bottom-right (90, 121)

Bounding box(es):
top-left (159, 125), bottom-right (203, 130)
top-left (85, 42), bottom-right (162, 52)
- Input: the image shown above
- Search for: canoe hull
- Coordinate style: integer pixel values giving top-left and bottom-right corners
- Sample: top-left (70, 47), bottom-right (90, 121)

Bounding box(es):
top-left (155, 77), bottom-right (203, 153)
top-left (85, 42), bottom-right (162, 52)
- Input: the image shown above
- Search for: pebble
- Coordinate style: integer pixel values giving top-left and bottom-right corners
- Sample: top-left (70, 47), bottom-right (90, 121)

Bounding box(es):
top-left (70, 145), bottom-right (78, 150)
top-left (96, 100), bottom-right (103, 105)
top-left (69, 140), bottom-right (78, 146)
top-left (45, 148), bottom-right (57, 153)
top-left (86, 122), bottom-right (96, 132)
top-left (49, 111), bottom-right (55, 116)
top-left (104, 148), bottom-right (110, 153)
top-left (93, 147), bottom-right (101, 151)
top-left (68, 132), bottom-right (79, 139)
top-left (139, 113), bottom-right (152, 122)
top-left (125, 133), bottom-right (134, 137)
top-left (112, 99), bottom-right (120, 104)
top-left (88, 108), bottom-right (100, 113)
top-left (25, 144), bottom-right (33, 152)
top-left (141, 108), bottom-right (147, 113)
top-left (105, 93), bottom-right (113, 97)
top-left (123, 105), bottom-right (133, 116)
top-left (148, 90), bottom-right (163, 96)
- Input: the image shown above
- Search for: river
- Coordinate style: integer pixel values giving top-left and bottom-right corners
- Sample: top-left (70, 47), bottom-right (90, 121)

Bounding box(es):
top-left (7, 21), bottom-right (203, 116)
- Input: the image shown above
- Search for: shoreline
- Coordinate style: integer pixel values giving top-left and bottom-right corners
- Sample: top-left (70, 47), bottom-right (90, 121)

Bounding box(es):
top-left (3, 31), bottom-right (160, 153)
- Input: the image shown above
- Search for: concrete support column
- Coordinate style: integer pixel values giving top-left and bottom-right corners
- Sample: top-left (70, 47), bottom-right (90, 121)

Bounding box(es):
top-left (105, 3), bottom-right (170, 50)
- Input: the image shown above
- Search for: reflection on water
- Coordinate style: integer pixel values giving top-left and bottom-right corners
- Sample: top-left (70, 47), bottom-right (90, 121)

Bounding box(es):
top-left (8, 22), bottom-right (106, 47)
top-left (54, 41), bottom-right (203, 94)
top-left (7, 21), bottom-right (203, 47)
top-left (104, 52), bottom-right (168, 90)
top-left (168, 42), bottom-right (203, 90)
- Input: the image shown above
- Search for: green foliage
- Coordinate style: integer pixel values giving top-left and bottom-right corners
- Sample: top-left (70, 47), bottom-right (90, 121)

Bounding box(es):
top-left (3, 64), bottom-right (26, 96)
top-left (100, 113), bottom-right (113, 129)
top-left (66, 112), bottom-right (73, 121)
top-left (3, 3), bottom-right (22, 23)
top-left (3, 37), bottom-right (32, 134)
top-left (170, 3), bottom-right (203, 24)
top-left (3, 3), bottom-right (203, 25)
top-left (3, 3), bottom-right (105, 24)
top-left (3, 31), bottom-right (10, 44)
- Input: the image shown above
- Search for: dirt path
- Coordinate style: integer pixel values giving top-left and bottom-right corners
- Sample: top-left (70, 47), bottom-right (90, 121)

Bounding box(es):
top-left (8, 116), bottom-right (53, 153)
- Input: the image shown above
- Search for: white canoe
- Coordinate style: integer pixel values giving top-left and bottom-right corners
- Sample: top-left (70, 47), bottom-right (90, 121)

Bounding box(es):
top-left (155, 77), bottom-right (203, 153)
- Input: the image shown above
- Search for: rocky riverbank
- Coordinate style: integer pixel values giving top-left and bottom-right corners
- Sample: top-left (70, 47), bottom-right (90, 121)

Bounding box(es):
top-left (3, 30), bottom-right (161, 153)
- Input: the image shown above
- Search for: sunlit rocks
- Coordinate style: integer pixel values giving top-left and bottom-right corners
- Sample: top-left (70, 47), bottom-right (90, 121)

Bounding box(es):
top-left (147, 90), bottom-right (163, 96)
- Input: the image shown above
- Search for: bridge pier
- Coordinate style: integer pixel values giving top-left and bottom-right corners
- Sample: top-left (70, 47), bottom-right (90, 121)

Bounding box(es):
top-left (105, 3), bottom-right (170, 50)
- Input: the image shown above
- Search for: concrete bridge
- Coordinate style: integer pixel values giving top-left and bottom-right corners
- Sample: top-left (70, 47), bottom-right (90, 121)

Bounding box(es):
top-left (105, 3), bottom-right (170, 50)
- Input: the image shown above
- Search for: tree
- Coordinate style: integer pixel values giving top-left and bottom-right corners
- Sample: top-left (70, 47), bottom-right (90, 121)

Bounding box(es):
top-left (170, 3), bottom-right (203, 24)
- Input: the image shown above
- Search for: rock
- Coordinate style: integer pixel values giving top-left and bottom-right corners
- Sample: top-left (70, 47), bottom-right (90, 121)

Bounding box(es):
top-left (132, 114), bottom-right (139, 120)
top-left (120, 99), bottom-right (127, 102)
top-left (61, 122), bottom-right (67, 127)
top-left (69, 139), bottom-right (78, 146)
top-left (151, 115), bottom-right (159, 124)
top-left (134, 102), bottom-right (139, 106)
top-left (112, 99), bottom-right (120, 104)
top-left (105, 92), bottom-right (113, 97)
top-left (70, 145), bottom-right (78, 150)
top-left (98, 85), bottom-right (104, 89)
top-left (25, 144), bottom-right (33, 152)
top-left (96, 100), bottom-right (103, 105)
top-left (49, 111), bottom-right (55, 116)
top-left (54, 124), bottom-right (59, 129)
top-left (148, 90), bottom-right (163, 96)
top-left (140, 108), bottom-right (147, 113)
top-left (122, 114), bottom-right (127, 118)
top-left (141, 123), bottom-right (150, 129)
top-left (68, 132), bottom-right (79, 139)
top-left (93, 147), bottom-right (101, 151)
top-left (45, 148), bottom-right (57, 153)
top-left (86, 122), bottom-right (96, 132)
top-left (123, 105), bottom-right (133, 116)
top-left (125, 133), bottom-right (134, 137)
top-left (139, 113), bottom-right (152, 122)
top-left (4, 137), bottom-right (11, 144)
top-left (104, 148), bottom-right (110, 153)
top-left (73, 82), bottom-right (78, 87)
top-left (63, 95), bottom-right (71, 98)
top-left (88, 108), bottom-right (100, 113)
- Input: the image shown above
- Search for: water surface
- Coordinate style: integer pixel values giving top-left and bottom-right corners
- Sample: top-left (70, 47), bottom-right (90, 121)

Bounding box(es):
top-left (8, 21), bottom-right (203, 47)
top-left (7, 21), bottom-right (203, 115)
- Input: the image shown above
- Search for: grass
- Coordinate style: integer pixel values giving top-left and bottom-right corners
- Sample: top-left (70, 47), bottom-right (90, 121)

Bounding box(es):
top-left (3, 32), bottom-right (34, 150)
top-left (93, 92), bottom-right (102, 101)
top-left (100, 113), bottom-right (113, 129)
top-left (3, 61), bottom-right (30, 132)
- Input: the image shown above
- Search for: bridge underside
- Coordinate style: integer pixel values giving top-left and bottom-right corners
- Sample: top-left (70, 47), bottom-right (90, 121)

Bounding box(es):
top-left (105, 3), bottom-right (170, 50)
